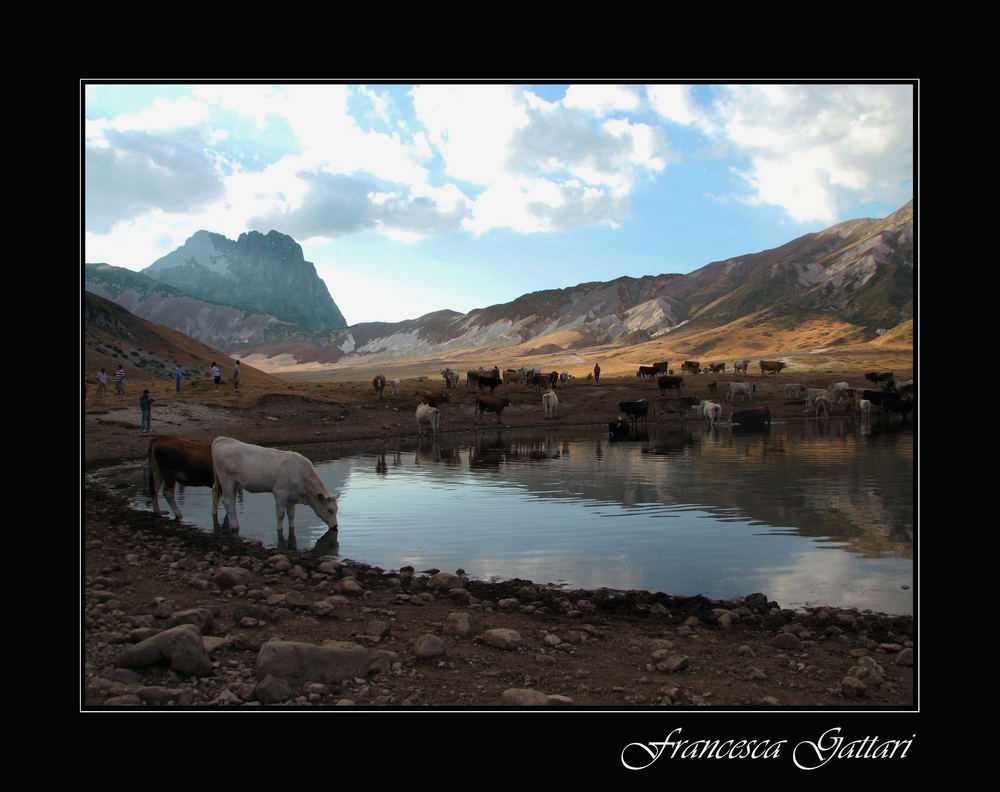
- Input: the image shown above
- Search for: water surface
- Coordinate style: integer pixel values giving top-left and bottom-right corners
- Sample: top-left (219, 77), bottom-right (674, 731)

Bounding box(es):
top-left (94, 419), bottom-right (914, 614)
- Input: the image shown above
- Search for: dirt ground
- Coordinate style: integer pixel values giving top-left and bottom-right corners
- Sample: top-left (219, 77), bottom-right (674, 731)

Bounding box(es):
top-left (82, 368), bottom-right (915, 711)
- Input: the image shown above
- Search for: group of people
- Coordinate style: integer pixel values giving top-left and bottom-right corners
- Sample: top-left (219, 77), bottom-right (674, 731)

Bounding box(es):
top-left (88, 360), bottom-right (243, 434)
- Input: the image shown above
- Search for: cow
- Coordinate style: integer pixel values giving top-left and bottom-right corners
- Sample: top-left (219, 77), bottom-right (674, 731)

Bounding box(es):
top-left (415, 403), bottom-right (441, 436)
top-left (653, 395), bottom-right (700, 423)
top-left (475, 395), bottom-right (512, 424)
top-left (503, 369), bottom-right (525, 385)
top-left (865, 371), bottom-right (895, 388)
top-left (681, 361), bottom-right (701, 374)
top-left (733, 359), bottom-right (750, 375)
top-left (828, 382), bottom-right (851, 391)
top-left (657, 375), bottom-right (684, 396)
top-left (608, 417), bottom-right (630, 440)
top-left (415, 390), bottom-right (451, 408)
top-left (527, 371), bottom-right (557, 392)
top-left (707, 362), bottom-right (726, 374)
top-left (759, 360), bottom-right (786, 375)
top-left (784, 383), bottom-right (808, 399)
top-left (211, 437), bottom-right (338, 535)
top-left (442, 368), bottom-right (460, 389)
top-left (728, 381), bottom-right (759, 403)
top-left (700, 400), bottom-right (722, 426)
top-left (617, 400), bottom-right (649, 428)
top-left (542, 389), bottom-right (558, 419)
top-left (896, 380), bottom-right (914, 399)
top-left (860, 389), bottom-right (898, 410)
top-left (559, 371), bottom-right (572, 386)
top-left (637, 366), bottom-right (660, 380)
top-left (474, 375), bottom-right (503, 394)
top-left (390, 378), bottom-right (401, 396)
top-left (881, 397), bottom-right (914, 421)
top-left (373, 374), bottom-right (387, 399)
top-left (809, 394), bottom-right (831, 418)
top-left (731, 405), bottom-right (772, 428)
top-left (653, 361), bottom-right (670, 375)
top-left (857, 398), bottom-right (872, 418)
top-left (147, 435), bottom-right (216, 522)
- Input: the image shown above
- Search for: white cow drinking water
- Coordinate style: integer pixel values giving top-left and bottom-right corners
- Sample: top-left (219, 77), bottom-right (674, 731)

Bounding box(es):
top-left (211, 436), bottom-right (339, 534)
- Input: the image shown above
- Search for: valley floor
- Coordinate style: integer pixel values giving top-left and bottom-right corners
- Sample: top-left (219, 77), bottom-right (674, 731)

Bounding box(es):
top-left (82, 368), bottom-right (916, 719)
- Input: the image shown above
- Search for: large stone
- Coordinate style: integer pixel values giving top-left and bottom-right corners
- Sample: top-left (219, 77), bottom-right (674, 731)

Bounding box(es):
top-left (256, 640), bottom-right (369, 684)
top-left (113, 624), bottom-right (214, 677)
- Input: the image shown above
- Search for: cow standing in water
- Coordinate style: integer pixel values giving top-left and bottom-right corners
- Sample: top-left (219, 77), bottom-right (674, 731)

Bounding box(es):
top-left (147, 435), bottom-right (217, 524)
top-left (211, 436), bottom-right (338, 535)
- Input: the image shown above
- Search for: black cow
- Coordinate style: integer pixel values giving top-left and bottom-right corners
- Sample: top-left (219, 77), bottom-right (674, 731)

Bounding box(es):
top-left (657, 375), bottom-right (684, 395)
top-left (476, 376), bottom-right (502, 394)
top-left (681, 361), bottom-right (701, 374)
top-left (637, 366), bottom-right (658, 380)
top-left (608, 417), bottom-right (630, 440)
top-left (731, 405), bottom-right (772, 428)
top-left (617, 400), bottom-right (649, 428)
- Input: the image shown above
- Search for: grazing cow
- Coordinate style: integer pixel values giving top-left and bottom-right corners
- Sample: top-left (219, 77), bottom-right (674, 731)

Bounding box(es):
top-left (415, 390), bottom-right (451, 408)
top-left (681, 361), bottom-right (701, 374)
top-left (608, 417), bottom-right (630, 440)
top-left (211, 437), bottom-right (338, 534)
top-left (637, 366), bottom-right (658, 380)
top-left (147, 435), bottom-right (215, 522)
top-left (784, 383), bottom-right (808, 399)
top-left (390, 378), bottom-right (401, 396)
top-left (617, 400), bottom-right (649, 428)
top-left (731, 405), bottom-right (772, 428)
top-left (653, 395), bottom-right (700, 423)
top-left (707, 362), bottom-right (726, 374)
top-left (865, 371), bottom-right (895, 388)
top-left (542, 389), bottom-right (558, 419)
top-left (759, 360), bottom-right (785, 375)
top-left (475, 395), bottom-right (512, 424)
top-left (415, 403), bottom-right (441, 436)
top-left (857, 398), bottom-right (872, 418)
top-left (657, 375), bottom-right (684, 396)
top-left (733, 359), bottom-right (750, 375)
top-left (373, 374), bottom-right (387, 399)
top-left (700, 400), bottom-right (722, 426)
top-left (727, 381), bottom-right (759, 403)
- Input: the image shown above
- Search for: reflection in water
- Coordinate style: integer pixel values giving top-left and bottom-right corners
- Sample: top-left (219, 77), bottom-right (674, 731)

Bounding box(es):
top-left (106, 420), bottom-right (913, 614)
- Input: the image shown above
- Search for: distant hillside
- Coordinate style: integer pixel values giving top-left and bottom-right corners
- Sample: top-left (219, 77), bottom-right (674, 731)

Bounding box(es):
top-left (82, 291), bottom-right (287, 388)
top-left (142, 229), bottom-right (347, 331)
top-left (86, 201), bottom-right (913, 375)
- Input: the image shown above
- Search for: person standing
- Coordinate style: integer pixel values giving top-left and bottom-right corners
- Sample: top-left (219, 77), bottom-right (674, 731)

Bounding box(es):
top-left (139, 389), bottom-right (154, 433)
top-left (173, 363), bottom-right (183, 392)
top-left (233, 360), bottom-right (241, 393)
top-left (593, 362), bottom-right (601, 384)
top-left (96, 368), bottom-right (108, 400)
top-left (211, 362), bottom-right (221, 392)
top-left (114, 364), bottom-right (126, 399)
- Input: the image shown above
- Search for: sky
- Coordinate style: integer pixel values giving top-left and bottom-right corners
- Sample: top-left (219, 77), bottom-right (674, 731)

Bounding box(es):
top-left (83, 81), bottom-right (915, 326)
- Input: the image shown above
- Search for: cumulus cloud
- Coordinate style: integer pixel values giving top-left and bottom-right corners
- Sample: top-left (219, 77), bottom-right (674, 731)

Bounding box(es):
top-left (706, 84), bottom-right (913, 224)
top-left (85, 126), bottom-right (227, 233)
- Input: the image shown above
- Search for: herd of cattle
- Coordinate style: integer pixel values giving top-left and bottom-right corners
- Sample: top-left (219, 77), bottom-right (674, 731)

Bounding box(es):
top-left (142, 360), bottom-right (911, 536)
top-left (370, 360), bottom-right (914, 440)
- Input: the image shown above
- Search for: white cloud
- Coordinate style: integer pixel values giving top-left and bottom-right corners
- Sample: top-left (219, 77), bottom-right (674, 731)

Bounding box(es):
top-left (710, 84), bottom-right (913, 224)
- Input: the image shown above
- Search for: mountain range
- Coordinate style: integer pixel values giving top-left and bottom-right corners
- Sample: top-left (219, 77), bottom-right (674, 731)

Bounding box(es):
top-left (84, 201), bottom-right (913, 375)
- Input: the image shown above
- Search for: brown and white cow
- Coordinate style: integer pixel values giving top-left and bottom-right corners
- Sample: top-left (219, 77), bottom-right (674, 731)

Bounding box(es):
top-left (147, 435), bottom-right (217, 523)
top-left (373, 374), bottom-right (387, 399)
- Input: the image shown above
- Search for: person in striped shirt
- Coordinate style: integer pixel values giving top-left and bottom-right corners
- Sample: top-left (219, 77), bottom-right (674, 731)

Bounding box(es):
top-left (114, 365), bottom-right (126, 399)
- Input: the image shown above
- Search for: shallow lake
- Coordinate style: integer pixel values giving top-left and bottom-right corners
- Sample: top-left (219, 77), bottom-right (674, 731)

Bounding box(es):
top-left (93, 419), bottom-right (915, 615)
